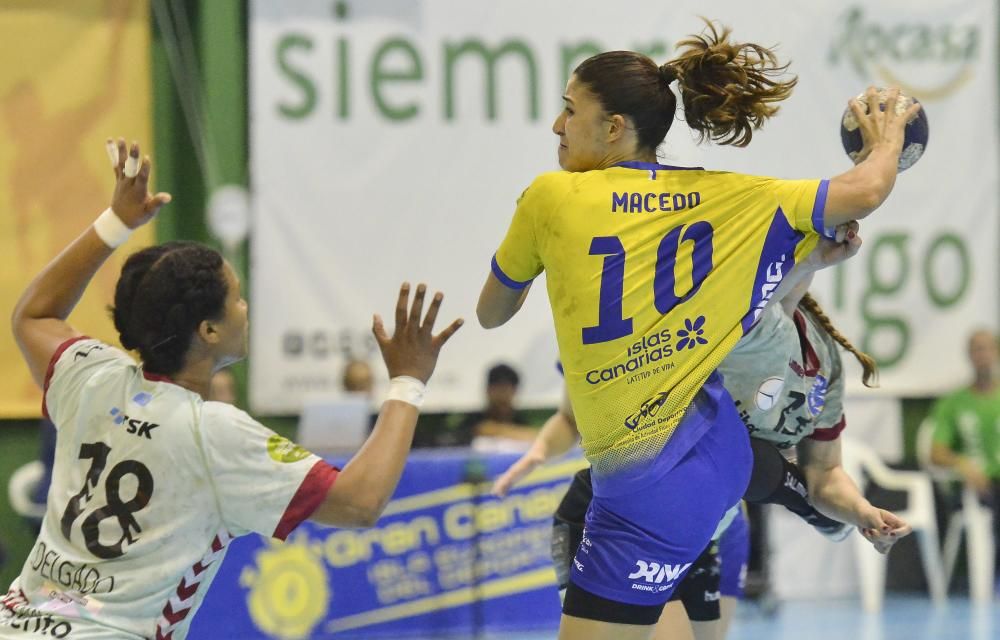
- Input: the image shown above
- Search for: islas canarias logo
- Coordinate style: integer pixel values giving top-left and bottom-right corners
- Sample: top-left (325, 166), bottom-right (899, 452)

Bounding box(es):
top-left (828, 6), bottom-right (980, 100)
top-left (240, 537), bottom-right (328, 639)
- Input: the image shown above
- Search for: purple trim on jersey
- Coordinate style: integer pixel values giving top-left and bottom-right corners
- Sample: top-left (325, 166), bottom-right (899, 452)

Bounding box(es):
top-left (719, 507), bottom-right (750, 598)
top-left (273, 460), bottom-right (339, 540)
top-left (613, 160), bottom-right (704, 171)
top-left (811, 179), bottom-right (833, 239)
top-left (740, 210), bottom-right (804, 335)
top-left (42, 335), bottom-right (91, 419)
top-left (491, 254), bottom-right (534, 290)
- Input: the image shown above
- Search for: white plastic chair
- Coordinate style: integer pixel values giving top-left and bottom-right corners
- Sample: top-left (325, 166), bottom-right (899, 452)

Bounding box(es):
top-left (915, 418), bottom-right (995, 604)
top-left (840, 436), bottom-right (947, 612)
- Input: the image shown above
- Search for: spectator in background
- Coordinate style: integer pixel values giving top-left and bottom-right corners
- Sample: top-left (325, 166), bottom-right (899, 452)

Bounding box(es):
top-left (930, 329), bottom-right (1000, 578)
top-left (451, 363), bottom-right (536, 450)
top-left (342, 358), bottom-right (375, 398)
top-left (341, 359), bottom-right (379, 434)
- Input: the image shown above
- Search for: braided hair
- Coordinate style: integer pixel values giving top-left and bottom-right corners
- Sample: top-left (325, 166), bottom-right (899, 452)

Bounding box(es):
top-left (799, 293), bottom-right (879, 388)
top-left (111, 242), bottom-right (228, 375)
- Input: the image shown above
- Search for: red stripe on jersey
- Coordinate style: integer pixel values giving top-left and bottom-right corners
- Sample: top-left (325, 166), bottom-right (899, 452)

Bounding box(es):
top-left (791, 311), bottom-right (821, 377)
top-left (42, 335), bottom-right (90, 419)
top-left (161, 602), bottom-right (187, 626)
top-left (809, 415), bottom-right (846, 441)
top-left (156, 531), bottom-right (231, 638)
top-left (273, 460), bottom-right (339, 541)
top-left (142, 371), bottom-right (175, 383)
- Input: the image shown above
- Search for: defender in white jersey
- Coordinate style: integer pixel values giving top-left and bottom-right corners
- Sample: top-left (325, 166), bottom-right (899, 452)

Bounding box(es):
top-left (1, 140), bottom-right (463, 639)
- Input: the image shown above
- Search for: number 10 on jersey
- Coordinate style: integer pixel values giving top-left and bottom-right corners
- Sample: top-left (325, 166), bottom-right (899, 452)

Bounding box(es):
top-left (582, 222), bottom-right (714, 345)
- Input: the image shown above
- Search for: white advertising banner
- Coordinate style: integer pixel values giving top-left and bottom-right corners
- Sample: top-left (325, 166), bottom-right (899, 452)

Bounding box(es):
top-left (249, 0), bottom-right (997, 413)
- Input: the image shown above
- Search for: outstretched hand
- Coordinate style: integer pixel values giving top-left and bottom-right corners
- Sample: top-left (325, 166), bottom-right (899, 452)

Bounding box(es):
top-left (492, 446), bottom-right (547, 497)
top-left (849, 86), bottom-right (922, 163)
top-left (107, 138), bottom-right (172, 228)
top-left (857, 506), bottom-right (912, 554)
top-left (807, 221), bottom-right (862, 270)
top-left (373, 283), bottom-right (463, 384)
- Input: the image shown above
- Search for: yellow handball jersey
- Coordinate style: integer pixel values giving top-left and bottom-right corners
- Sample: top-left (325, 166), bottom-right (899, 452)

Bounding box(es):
top-left (493, 161), bottom-right (829, 475)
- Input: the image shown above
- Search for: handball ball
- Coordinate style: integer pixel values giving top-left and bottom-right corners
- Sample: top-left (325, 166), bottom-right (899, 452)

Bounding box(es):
top-left (840, 88), bottom-right (929, 171)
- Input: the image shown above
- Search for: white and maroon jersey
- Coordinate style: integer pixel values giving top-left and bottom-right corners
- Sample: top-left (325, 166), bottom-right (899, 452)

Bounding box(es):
top-left (0, 337), bottom-right (338, 639)
top-left (721, 303), bottom-right (846, 450)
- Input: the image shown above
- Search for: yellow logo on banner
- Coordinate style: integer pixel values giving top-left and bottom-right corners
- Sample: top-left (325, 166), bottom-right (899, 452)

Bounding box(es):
top-left (241, 538), bottom-right (329, 640)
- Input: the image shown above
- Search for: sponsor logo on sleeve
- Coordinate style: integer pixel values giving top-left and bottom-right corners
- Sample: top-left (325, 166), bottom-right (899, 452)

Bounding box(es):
top-left (807, 375), bottom-right (829, 416)
top-left (266, 435), bottom-right (312, 464)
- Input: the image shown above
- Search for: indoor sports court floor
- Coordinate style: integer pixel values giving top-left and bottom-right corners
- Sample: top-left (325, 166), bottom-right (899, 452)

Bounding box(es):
top-left (417, 596), bottom-right (999, 640)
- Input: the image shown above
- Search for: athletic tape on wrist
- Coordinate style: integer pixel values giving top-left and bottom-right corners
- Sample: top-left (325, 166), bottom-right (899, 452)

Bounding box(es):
top-left (386, 376), bottom-right (426, 408)
top-left (93, 208), bottom-right (132, 249)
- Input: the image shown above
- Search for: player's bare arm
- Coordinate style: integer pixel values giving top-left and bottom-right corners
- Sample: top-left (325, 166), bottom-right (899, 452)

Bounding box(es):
top-left (477, 276), bottom-right (531, 328)
top-left (310, 283), bottom-right (463, 528)
top-left (825, 86), bottom-right (921, 226)
top-left (492, 386), bottom-right (579, 497)
top-left (797, 437), bottom-right (912, 553)
top-left (11, 139), bottom-right (171, 386)
top-left (765, 223), bottom-right (861, 317)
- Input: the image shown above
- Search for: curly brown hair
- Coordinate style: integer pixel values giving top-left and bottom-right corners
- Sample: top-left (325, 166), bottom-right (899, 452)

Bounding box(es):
top-left (573, 19), bottom-right (797, 152)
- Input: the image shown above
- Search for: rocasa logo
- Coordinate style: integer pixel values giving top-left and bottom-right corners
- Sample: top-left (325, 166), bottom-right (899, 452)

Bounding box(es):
top-left (628, 560), bottom-right (692, 585)
top-left (828, 6), bottom-right (979, 100)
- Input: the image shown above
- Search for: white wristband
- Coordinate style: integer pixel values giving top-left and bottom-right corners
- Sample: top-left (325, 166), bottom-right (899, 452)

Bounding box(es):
top-left (386, 376), bottom-right (426, 408)
top-left (93, 208), bottom-right (132, 248)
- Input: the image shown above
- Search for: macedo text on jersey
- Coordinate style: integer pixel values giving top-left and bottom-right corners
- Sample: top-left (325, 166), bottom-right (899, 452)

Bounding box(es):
top-left (611, 191), bottom-right (702, 214)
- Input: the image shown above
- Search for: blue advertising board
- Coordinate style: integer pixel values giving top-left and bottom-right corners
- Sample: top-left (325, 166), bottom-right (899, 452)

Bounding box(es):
top-left (190, 450), bottom-right (586, 638)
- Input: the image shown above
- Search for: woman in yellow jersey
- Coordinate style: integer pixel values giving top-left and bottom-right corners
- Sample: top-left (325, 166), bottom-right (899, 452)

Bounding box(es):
top-left (477, 21), bottom-right (919, 640)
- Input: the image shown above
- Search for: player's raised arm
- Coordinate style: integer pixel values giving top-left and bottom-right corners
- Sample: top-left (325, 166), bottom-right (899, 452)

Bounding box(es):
top-left (310, 283), bottom-right (463, 528)
top-left (11, 139), bottom-right (171, 386)
top-left (824, 87), bottom-right (921, 227)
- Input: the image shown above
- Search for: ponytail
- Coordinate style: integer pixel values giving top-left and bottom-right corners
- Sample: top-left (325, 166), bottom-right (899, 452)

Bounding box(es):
top-left (668, 19), bottom-right (797, 147)
top-left (799, 293), bottom-right (879, 388)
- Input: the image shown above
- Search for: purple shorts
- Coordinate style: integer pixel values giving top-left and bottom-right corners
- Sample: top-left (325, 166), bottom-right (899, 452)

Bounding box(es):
top-left (569, 375), bottom-right (753, 606)
top-left (719, 506), bottom-right (750, 598)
